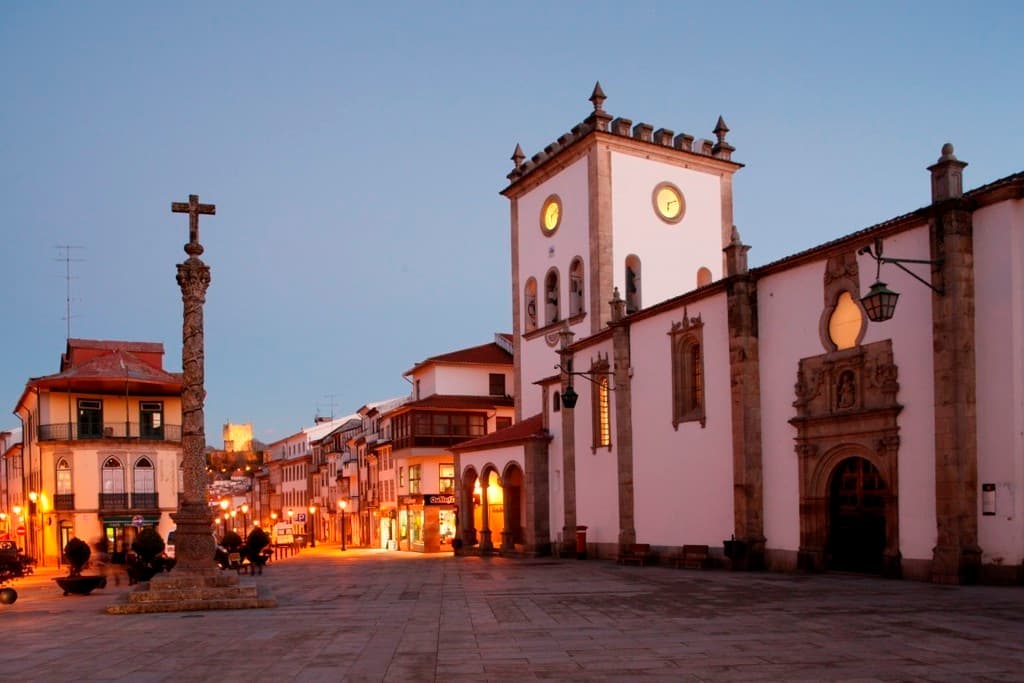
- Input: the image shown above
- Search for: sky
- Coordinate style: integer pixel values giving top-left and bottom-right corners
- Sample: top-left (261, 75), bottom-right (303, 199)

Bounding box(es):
top-left (2, 2), bottom-right (1021, 443)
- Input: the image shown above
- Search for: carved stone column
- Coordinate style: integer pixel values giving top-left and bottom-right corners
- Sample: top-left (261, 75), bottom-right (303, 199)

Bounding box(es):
top-left (171, 254), bottom-right (217, 574)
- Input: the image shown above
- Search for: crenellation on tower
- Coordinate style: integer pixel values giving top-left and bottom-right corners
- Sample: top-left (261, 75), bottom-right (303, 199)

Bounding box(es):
top-left (653, 128), bottom-right (675, 146)
top-left (674, 132), bottom-right (695, 152)
top-left (632, 122), bottom-right (654, 142)
top-left (506, 84), bottom-right (740, 183)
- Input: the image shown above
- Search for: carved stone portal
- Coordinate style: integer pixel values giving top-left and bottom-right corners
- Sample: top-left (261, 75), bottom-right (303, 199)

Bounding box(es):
top-left (791, 339), bottom-right (902, 577)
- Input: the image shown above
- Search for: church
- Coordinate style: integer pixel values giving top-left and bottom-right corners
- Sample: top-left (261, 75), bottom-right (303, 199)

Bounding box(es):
top-left (451, 83), bottom-right (1024, 584)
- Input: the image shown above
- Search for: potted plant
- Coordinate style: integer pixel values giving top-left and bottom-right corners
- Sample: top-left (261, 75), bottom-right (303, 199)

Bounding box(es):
top-left (127, 527), bottom-right (167, 584)
top-left (241, 526), bottom-right (271, 574)
top-left (55, 537), bottom-right (107, 596)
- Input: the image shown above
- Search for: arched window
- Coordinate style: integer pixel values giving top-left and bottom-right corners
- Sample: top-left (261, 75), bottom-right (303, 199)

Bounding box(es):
top-left (134, 457), bottom-right (155, 493)
top-left (569, 258), bottom-right (585, 316)
top-left (625, 255), bottom-right (641, 314)
top-left (101, 457), bottom-right (126, 509)
top-left (56, 458), bottom-right (73, 495)
top-left (544, 269), bottom-right (560, 326)
top-left (669, 310), bottom-right (706, 429)
top-left (696, 267), bottom-right (712, 288)
top-left (524, 277), bottom-right (538, 332)
top-left (133, 457), bottom-right (157, 509)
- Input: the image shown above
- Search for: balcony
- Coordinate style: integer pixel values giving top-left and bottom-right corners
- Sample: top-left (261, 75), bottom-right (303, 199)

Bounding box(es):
top-left (38, 422), bottom-right (182, 443)
top-left (392, 434), bottom-right (482, 450)
top-left (98, 493), bottom-right (159, 510)
top-left (53, 493), bottom-right (75, 510)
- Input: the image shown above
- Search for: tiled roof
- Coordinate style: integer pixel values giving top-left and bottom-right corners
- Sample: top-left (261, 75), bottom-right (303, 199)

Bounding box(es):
top-left (450, 414), bottom-right (548, 453)
top-left (29, 348), bottom-right (181, 393)
top-left (404, 342), bottom-right (512, 376)
top-left (387, 395), bottom-right (515, 414)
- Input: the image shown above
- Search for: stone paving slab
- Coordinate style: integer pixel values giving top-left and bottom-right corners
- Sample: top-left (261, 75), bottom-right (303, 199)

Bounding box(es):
top-left (2, 546), bottom-right (1023, 681)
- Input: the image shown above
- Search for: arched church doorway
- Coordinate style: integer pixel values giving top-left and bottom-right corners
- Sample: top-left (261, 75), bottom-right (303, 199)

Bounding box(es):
top-left (503, 464), bottom-right (524, 546)
top-left (828, 457), bottom-right (886, 573)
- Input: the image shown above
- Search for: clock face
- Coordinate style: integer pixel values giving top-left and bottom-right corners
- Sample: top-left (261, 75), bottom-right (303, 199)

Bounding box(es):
top-left (653, 182), bottom-right (685, 223)
top-left (540, 195), bottom-right (561, 235)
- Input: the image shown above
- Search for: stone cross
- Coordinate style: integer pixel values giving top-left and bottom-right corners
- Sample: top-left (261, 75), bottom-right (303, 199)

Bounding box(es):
top-left (171, 194), bottom-right (216, 253)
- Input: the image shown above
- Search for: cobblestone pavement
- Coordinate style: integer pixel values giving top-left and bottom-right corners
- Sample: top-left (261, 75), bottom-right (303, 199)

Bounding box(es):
top-left (3, 545), bottom-right (1024, 682)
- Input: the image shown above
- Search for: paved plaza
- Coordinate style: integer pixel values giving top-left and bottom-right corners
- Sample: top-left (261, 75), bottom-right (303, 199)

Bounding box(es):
top-left (3, 545), bottom-right (1024, 682)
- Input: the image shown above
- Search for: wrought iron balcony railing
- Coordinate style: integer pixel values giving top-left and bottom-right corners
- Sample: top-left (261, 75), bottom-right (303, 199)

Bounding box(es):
top-left (38, 423), bottom-right (182, 443)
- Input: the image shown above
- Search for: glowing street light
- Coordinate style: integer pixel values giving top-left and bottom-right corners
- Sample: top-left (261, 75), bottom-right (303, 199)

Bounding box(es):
top-left (337, 499), bottom-right (347, 552)
top-left (308, 505), bottom-right (317, 547)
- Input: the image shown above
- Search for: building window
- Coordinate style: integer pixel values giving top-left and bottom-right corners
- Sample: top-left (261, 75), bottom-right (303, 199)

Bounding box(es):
top-left (496, 416), bottom-right (513, 430)
top-left (625, 255), bottom-right (641, 314)
top-left (489, 373), bottom-right (506, 396)
top-left (409, 465), bottom-right (422, 494)
top-left (133, 457), bottom-right (157, 508)
top-left (439, 464), bottom-right (455, 494)
top-left (553, 391), bottom-right (561, 413)
top-left (670, 310), bottom-right (706, 428)
top-left (56, 458), bottom-right (73, 495)
top-left (569, 257), bottom-right (585, 316)
top-left (545, 268), bottom-right (560, 326)
top-left (101, 457), bottom-right (126, 509)
top-left (696, 267), bottom-right (712, 287)
top-left (140, 401), bottom-right (164, 439)
top-left (591, 359), bottom-right (611, 449)
top-left (398, 467), bottom-right (405, 487)
top-left (524, 277), bottom-right (538, 332)
top-left (78, 399), bottom-right (103, 439)
top-left (828, 291), bottom-right (863, 351)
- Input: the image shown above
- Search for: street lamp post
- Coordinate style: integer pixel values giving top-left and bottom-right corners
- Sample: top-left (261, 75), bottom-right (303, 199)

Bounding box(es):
top-left (338, 500), bottom-right (347, 551)
top-left (230, 510), bottom-right (237, 533)
top-left (241, 504), bottom-right (249, 541)
top-left (308, 505), bottom-right (317, 548)
top-left (219, 499), bottom-right (229, 537)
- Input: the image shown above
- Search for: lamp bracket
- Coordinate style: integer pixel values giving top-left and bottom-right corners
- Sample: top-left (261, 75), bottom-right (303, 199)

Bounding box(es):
top-left (858, 238), bottom-right (944, 296)
top-left (553, 364), bottom-right (615, 388)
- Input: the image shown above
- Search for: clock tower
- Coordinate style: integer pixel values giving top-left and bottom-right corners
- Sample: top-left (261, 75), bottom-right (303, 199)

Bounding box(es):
top-left (502, 83), bottom-right (743, 418)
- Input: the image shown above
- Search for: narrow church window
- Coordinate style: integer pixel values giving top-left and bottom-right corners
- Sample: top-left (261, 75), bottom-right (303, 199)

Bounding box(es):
top-left (545, 269), bottom-right (560, 326)
top-left (696, 267), bottom-right (712, 287)
top-left (569, 258), bottom-right (585, 316)
top-left (591, 359), bottom-right (611, 449)
top-left (524, 278), bottom-right (538, 331)
top-left (553, 391), bottom-right (561, 412)
top-left (625, 255), bottom-right (641, 314)
top-left (669, 312), bottom-right (706, 429)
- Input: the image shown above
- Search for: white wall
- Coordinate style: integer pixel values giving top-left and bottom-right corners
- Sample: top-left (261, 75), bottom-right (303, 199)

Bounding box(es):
top-left (610, 153), bottom-right (725, 309)
top-left (417, 363), bottom-right (512, 397)
top-left (629, 292), bottom-right (735, 547)
top-left (757, 223), bottom-right (938, 560)
top-left (570, 339), bottom-right (621, 545)
top-left (516, 156), bottom-right (591, 419)
top-left (974, 199), bottom-right (1024, 564)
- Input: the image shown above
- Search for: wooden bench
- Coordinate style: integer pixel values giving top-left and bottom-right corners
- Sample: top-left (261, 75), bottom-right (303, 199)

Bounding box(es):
top-left (671, 544), bottom-right (711, 569)
top-left (617, 543), bottom-right (656, 566)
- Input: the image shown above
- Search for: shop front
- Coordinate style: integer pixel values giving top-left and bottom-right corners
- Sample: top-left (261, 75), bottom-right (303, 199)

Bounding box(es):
top-left (101, 514), bottom-right (161, 563)
top-left (397, 494), bottom-right (457, 553)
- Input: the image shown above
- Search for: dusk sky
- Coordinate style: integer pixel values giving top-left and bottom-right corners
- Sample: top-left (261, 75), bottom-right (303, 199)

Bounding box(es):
top-left (2, 2), bottom-right (1021, 443)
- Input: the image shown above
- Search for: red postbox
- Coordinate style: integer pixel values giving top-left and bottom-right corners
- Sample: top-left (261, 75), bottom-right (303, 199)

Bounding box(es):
top-left (575, 525), bottom-right (588, 560)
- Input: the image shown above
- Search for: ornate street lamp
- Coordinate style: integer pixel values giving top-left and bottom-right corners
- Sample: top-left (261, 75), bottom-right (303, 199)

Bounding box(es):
top-left (858, 237), bottom-right (943, 322)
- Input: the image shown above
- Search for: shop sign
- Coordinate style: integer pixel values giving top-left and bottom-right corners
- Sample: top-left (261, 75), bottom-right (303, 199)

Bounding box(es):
top-left (399, 495), bottom-right (423, 506)
top-left (131, 515), bottom-right (145, 528)
top-left (425, 494), bottom-right (456, 506)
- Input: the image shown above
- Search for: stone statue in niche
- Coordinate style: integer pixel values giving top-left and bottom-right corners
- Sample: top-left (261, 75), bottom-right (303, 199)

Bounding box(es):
top-left (836, 370), bottom-right (856, 410)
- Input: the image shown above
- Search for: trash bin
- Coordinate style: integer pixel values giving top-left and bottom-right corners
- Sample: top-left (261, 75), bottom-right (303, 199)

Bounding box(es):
top-left (575, 525), bottom-right (588, 560)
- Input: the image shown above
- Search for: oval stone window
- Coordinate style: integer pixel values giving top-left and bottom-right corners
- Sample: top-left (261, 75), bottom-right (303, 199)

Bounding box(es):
top-left (828, 291), bottom-right (863, 350)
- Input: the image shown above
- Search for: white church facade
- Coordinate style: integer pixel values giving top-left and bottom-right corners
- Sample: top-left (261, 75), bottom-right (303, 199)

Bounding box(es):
top-left (452, 83), bottom-right (1024, 584)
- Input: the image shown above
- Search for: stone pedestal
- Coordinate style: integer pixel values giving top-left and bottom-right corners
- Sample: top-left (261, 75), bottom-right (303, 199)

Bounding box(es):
top-left (106, 573), bottom-right (277, 614)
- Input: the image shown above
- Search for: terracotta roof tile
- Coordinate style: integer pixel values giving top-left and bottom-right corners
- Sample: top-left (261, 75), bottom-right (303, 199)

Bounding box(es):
top-left (404, 342), bottom-right (512, 376)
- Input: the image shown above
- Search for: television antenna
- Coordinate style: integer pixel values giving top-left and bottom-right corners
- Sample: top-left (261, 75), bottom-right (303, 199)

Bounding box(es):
top-left (54, 245), bottom-right (85, 340)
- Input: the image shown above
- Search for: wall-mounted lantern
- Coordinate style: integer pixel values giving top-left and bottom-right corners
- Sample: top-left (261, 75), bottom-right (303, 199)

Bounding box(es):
top-left (858, 237), bottom-right (944, 322)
